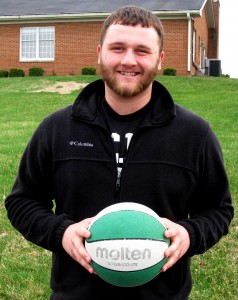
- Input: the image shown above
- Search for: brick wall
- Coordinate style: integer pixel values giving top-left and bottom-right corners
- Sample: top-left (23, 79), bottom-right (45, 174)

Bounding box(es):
top-left (54, 22), bottom-right (102, 75)
top-left (194, 10), bottom-right (209, 64)
top-left (0, 12), bottom-right (213, 76)
top-left (0, 24), bottom-right (21, 70)
top-left (0, 22), bottom-right (102, 76)
top-left (207, 1), bottom-right (219, 58)
top-left (161, 19), bottom-right (189, 76)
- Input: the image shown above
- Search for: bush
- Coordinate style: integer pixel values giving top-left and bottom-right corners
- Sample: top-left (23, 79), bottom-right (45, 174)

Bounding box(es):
top-left (82, 67), bottom-right (96, 75)
top-left (221, 74), bottom-right (230, 78)
top-left (9, 68), bottom-right (25, 77)
top-left (163, 68), bottom-right (177, 76)
top-left (0, 70), bottom-right (8, 77)
top-left (29, 67), bottom-right (44, 76)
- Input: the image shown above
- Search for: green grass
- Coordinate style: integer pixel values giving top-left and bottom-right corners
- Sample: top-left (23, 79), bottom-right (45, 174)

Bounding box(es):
top-left (0, 75), bottom-right (237, 299)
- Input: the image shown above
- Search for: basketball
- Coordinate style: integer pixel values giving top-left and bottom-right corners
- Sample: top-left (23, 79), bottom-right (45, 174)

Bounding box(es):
top-left (85, 202), bottom-right (170, 287)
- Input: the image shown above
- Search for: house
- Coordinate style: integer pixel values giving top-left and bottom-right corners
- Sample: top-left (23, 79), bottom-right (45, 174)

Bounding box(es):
top-left (0, 0), bottom-right (220, 76)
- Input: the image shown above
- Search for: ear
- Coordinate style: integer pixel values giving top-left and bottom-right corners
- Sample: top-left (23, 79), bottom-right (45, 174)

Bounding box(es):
top-left (97, 45), bottom-right (101, 64)
top-left (157, 51), bottom-right (164, 71)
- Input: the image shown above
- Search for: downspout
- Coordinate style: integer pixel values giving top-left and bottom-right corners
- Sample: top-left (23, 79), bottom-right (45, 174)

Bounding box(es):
top-left (187, 13), bottom-right (191, 72)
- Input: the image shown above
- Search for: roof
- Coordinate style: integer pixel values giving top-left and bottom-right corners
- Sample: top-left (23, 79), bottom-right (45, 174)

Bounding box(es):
top-left (1, 0), bottom-right (207, 17)
top-left (0, 0), bottom-right (216, 28)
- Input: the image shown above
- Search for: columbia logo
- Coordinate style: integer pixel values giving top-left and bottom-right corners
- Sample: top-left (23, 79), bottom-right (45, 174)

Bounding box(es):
top-left (69, 141), bottom-right (93, 147)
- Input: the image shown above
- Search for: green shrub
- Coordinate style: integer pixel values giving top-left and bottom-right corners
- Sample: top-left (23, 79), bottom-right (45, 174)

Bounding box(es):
top-left (82, 67), bottom-right (96, 75)
top-left (221, 74), bottom-right (230, 78)
top-left (163, 68), bottom-right (177, 76)
top-left (9, 68), bottom-right (25, 77)
top-left (29, 67), bottom-right (44, 76)
top-left (0, 69), bottom-right (8, 77)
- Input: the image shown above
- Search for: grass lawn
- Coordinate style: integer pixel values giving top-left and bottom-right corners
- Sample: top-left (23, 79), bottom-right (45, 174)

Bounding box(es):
top-left (0, 75), bottom-right (237, 299)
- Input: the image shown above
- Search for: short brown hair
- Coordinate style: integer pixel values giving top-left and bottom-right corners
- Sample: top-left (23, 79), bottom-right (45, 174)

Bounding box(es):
top-left (100, 6), bottom-right (164, 52)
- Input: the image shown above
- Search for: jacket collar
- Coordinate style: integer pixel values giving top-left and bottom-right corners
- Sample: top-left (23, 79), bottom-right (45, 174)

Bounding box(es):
top-left (71, 79), bottom-right (176, 125)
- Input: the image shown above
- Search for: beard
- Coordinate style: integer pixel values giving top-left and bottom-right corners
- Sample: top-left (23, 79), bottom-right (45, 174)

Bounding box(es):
top-left (100, 61), bottom-right (158, 98)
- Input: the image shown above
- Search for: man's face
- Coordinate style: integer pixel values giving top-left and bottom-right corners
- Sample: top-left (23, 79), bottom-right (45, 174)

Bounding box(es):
top-left (97, 24), bottom-right (164, 98)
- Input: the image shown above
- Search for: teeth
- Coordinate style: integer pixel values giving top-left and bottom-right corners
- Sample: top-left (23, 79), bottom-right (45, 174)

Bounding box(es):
top-left (120, 72), bottom-right (136, 76)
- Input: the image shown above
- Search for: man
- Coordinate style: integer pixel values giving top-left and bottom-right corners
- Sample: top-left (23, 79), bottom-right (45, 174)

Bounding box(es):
top-left (5, 6), bottom-right (233, 300)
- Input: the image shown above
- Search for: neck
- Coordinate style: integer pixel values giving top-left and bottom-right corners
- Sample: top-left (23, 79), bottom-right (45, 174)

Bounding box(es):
top-left (104, 84), bottom-right (153, 115)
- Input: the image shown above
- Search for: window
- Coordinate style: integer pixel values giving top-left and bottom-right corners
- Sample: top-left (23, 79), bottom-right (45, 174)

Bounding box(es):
top-left (20, 26), bottom-right (55, 61)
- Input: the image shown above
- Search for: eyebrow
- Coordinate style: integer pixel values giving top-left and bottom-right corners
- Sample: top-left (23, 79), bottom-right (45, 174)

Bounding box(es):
top-left (108, 41), bottom-right (152, 50)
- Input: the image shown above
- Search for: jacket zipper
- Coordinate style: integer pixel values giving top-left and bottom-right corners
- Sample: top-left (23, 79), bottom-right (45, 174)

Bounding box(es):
top-left (114, 130), bottom-right (138, 200)
top-left (114, 125), bottom-right (155, 201)
top-left (71, 116), bottom-right (166, 202)
top-left (116, 172), bottom-right (121, 193)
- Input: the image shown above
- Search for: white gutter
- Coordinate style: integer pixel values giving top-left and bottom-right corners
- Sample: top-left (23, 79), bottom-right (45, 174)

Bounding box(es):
top-left (0, 10), bottom-right (202, 24)
top-left (152, 10), bottom-right (201, 18)
top-left (200, 0), bottom-right (209, 15)
top-left (187, 13), bottom-right (192, 72)
top-left (0, 13), bottom-right (110, 24)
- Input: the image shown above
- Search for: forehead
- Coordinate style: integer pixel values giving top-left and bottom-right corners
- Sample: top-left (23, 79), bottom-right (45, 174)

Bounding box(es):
top-left (103, 24), bottom-right (160, 47)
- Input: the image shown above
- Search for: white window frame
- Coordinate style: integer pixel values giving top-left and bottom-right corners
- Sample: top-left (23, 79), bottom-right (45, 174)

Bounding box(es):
top-left (20, 26), bottom-right (55, 62)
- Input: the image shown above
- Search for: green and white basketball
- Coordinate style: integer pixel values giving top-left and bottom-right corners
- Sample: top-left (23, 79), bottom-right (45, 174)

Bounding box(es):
top-left (85, 202), bottom-right (170, 287)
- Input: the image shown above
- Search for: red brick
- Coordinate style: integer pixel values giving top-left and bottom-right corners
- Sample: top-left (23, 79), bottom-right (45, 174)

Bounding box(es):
top-left (0, 6), bottom-right (218, 76)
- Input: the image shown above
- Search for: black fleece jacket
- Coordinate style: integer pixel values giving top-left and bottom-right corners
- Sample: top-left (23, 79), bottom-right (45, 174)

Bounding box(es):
top-left (5, 79), bottom-right (233, 300)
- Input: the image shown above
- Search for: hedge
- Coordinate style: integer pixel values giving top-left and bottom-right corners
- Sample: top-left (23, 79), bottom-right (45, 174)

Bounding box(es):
top-left (29, 67), bottom-right (44, 76)
top-left (0, 70), bottom-right (8, 77)
top-left (9, 68), bottom-right (25, 77)
top-left (163, 68), bottom-right (177, 76)
top-left (82, 67), bottom-right (96, 75)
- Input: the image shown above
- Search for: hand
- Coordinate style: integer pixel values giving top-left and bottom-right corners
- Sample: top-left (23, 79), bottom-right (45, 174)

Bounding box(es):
top-left (161, 218), bottom-right (190, 272)
top-left (62, 218), bottom-right (94, 274)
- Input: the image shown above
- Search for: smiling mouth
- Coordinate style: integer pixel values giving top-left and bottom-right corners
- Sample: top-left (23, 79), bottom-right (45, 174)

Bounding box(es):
top-left (119, 71), bottom-right (138, 76)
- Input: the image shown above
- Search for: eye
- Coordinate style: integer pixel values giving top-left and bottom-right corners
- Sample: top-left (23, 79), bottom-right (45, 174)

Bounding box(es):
top-left (136, 48), bottom-right (150, 55)
top-left (114, 48), bottom-right (123, 52)
top-left (111, 46), bottom-right (124, 53)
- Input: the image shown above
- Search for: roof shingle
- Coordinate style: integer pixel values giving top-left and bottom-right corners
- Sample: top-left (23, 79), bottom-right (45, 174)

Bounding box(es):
top-left (1, 0), bottom-right (207, 16)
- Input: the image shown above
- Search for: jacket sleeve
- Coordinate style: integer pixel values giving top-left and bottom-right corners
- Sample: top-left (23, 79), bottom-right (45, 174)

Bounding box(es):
top-left (5, 118), bottom-right (75, 253)
top-left (178, 125), bottom-right (234, 256)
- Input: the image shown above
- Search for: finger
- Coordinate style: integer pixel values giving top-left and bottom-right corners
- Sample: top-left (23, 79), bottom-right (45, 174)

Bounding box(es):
top-left (164, 228), bottom-right (176, 239)
top-left (164, 240), bottom-right (178, 257)
top-left (71, 243), bottom-right (94, 273)
top-left (83, 217), bottom-right (94, 228)
top-left (75, 219), bottom-right (93, 238)
top-left (78, 227), bottom-right (91, 239)
top-left (162, 248), bottom-right (181, 272)
top-left (77, 256), bottom-right (94, 274)
top-left (161, 218), bottom-right (171, 229)
top-left (166, 237), bottom-right (183, 256)
top-left (162, 256), bottom-right (174, 272)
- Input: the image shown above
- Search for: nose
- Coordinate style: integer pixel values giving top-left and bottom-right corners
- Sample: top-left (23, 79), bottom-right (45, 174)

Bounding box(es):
top-left (121, 49), bottom-right (137, 66)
